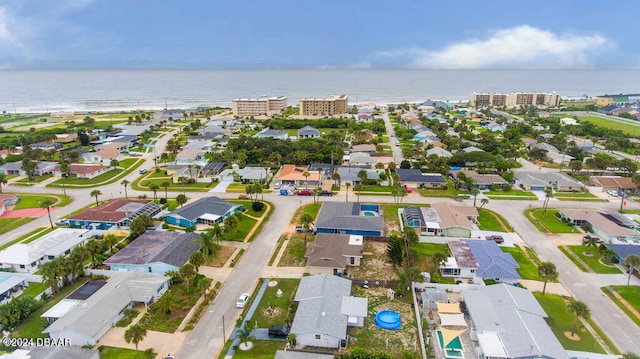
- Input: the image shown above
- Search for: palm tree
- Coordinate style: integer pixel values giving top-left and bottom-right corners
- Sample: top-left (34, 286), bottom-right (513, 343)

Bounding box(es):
top-left (85, 240), bottom-right (104, 268)
top-left (179, 263), bottom-right (196, 291)
top-left (537, 262), bottom-right (558, 295)
top-left (0, 173), bottom-right (7, 193)
top-left (39, 198), bottom-right (56, 229)
top-left (235, 321), bottom-right (256, 349)
top-left (479, 198), bottom-right (489, 209)
top-left (543, 187), bottom-right (554, 213)
top-left (332, 172), bottom-right (341, 186)
top-left (153, 291), bottom-right (177, 314)
top-left (161, 181), bottom-right (171, 199)
top-left (195, 276), bottom-right (213, 299)
top-left (302, 171), bottom-right (310, 189)
top-left (624, 254), bottom-right (640, 286)
top-left (567, 300), bottom-right (590, 336)
top-left (149, 183), bottom-right (159, 200)
top-left (121, 180), bottom-right (130, 198)
top-left (224, 215), bottom-right (239, 240)
top-left (353, 184), bottom-right (363, 203)
top-left (300, 213), bottom-right (314, 243)
top-left (90, 190), bottom-right (102, 207)
top-left (176, 194), bottom-right (188, 208)
top-left (432, 252), bottom-right (448, 269)
top-left (124, 324), bottom-right (147, 351)
top-left (470, 187), bottom-right (480, 207)
top-left (189, 251), bottom-right (204, 272)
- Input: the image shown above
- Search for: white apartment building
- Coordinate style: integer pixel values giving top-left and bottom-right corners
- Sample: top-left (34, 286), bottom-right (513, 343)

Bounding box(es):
top-left (299, 95), bottom-right (348, 116)
top-left (232, 96), bottom-right (288, 116)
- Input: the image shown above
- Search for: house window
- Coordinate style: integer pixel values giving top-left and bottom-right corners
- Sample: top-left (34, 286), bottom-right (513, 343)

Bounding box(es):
top-left (350, 257), bottom-right (355, 265)
top-left (315, 334), bottom-right (321, 340)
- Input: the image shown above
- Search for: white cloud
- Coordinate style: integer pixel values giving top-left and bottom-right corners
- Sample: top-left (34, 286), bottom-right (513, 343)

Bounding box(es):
top-left (0, 8), bottom-right (17, 45)
top-left (380, 25), bottom-right (610, 69)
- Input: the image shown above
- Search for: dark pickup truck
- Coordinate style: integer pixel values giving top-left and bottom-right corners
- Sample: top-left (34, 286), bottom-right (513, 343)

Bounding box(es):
top-left (268, 325), bottom-right (290, 338)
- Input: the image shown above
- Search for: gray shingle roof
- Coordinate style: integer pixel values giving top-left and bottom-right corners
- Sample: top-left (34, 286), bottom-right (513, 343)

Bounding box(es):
top-left (315, 202), bottom-right (384, 233)
top-left (396, 169), bottom-right (446, 183)
top-left (297, 125), bottom-right (320, 136)
top-left (167, 196), bottom-right (238, 222)
top-left (515, 171), bottom-right (584, 188)
top-left (606, 244), bottom-right (640, 259)
top-left (104, 231), bottom-right (200, 267)
top-left (291, 275), bottom-right (351, 339)
top-left (336, 167), bottom-right (380, 182)
top-left (461, 284), bottom-right (568, 359)
top-left (464, 240), bottom-right (520, 280)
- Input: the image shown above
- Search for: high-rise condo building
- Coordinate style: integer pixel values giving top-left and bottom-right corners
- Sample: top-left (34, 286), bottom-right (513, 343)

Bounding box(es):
top-left (299, 95), bottom-right (348, 116)
top-left (232, 96), bottom-right (288, 116)
top-left (469, 92), bottom-right (560, 109)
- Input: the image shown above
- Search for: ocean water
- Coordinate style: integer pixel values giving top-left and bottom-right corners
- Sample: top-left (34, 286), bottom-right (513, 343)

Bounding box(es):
top-left (2, 69), bottom-right (639, 113)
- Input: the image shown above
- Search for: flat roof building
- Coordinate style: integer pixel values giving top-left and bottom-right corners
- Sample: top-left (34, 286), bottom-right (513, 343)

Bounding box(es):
top-left (232, 96), bottom-right (288, 116)
top-left (470, 92), bottom-right (560, 109)
top-left (299, 95), bottom-right (348, 116)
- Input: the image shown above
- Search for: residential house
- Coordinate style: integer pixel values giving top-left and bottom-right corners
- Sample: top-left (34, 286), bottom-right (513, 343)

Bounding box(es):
top-left (104, 231), bottom-right (201, 274)
top-left (0, 228), bottom-right (94, 273)
top-left (113, 124), bottom-right (153, 137)
top-left (521, 137), bottom-right (538, 147)
top-left (200, 125), bottom-right (232, 137)
top-left (355, 113), bottom-right (373, 122)
top-left (396, 169), bottom-right (446, 189)
top-left (461, 146), bottom-right (484, 153)
top-left (0, 161), bottom-right (58, 177)
top-left (515, 171), bottom-right (584, 191)
top-left (276, 165), bottom-right (321, 188)
top-left (0, 193), bottom-right (19, 216)
top-left (335, 167), bottom-right (380, 186)
top-left (218, 166), bottom-right (270, 184)
top-left (538, 133), bottom-right (555, 141)
top-left (426, 147), bottom-right (452, 158)
top-left (305, 234), bottom-right (363, 276)
top-left (315, 202), bottom-right (385, 237)
top-left (175, 147), bottom-right (208, 166)
top-left (104, 135), bottom-right (139, 150)
top-left (30, 142), bottom-right (63, 151)
top-left (290, 274), bottom-right (367, 348)
top-left (43, 271), bottom-right (169, 346)
top-left (81, 145), bottom-right (123, 164)
top-left (546, 151), bottom-right (575, 166)
top-left (464, 240), bottom-right (520, 283)
top-left (461, 284), bottom-right (569, 359)
top-left (604, 244), bottom-right (640, 275)
top-left (599, 104), bottom-right (620, 115)
top-left (451, 170), bottom-right (508, 189)
top-left (440, 240), bottom-right (479, 279)
top-left (344, 152), bottom-right (376, 168)
top-left (531, 142), bottom-right (559, 153)
top-left (297, 126), bottom-right (321, 139)
top-left (0, 273), bottom-right (29, 304)
top-left (53, 164), bottom-right (112, 179)
top-left (255, 128), bottom-right (288, 140)
top-left (308, 163), bottom-right (334, 181)
top-left (165, 196), bottom-right (242, 227)
top-left (560, 117), bottom-right (579, 126)
top-left (590, 176), bottom-right (638, 194)
top-left (403, 202), bottom-right (478, 237)
top-left (201, 161), bottom-right (226, 177)
top-left (350, 144), bottom-right (376, 154)
top-left (560, 209), bottom-right (640, 243)
top-left (67, 199), bottom-right (162, 230)
top-left (54, 133), bottom-right (78, 143)
top-left (485, 122), bottom-right (506, 132)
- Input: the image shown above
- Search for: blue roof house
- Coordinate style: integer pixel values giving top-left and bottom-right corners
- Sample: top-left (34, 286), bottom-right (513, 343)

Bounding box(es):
top-left (465, 240), bottom-right (520, 284)
top-left (165, 196), bottom-right (242, 227)
top-left (315, 202), bottom-right (384, 237)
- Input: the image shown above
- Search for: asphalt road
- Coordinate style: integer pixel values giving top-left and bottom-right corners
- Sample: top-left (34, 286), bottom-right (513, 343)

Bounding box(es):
top-left (381, 112), bottom-right (403, 163)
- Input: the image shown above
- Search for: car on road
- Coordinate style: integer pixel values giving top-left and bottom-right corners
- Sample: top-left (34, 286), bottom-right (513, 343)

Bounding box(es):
top-left (268, 325), bottom-right (290, 338)
top-left (486, 235), bottom-right (504, 243)
top-left (139, 168), bottom-right (148, 174)
top-left (296, 190), bottom-right (313, 196)
top-left (395, 141), bottom-right (400, 146)
top-left (238, 194), bottom-right (250, 199)
top-left (236, 293), bottom-right (250, 308)
top-left (319, 190), bottom-right (333, 196)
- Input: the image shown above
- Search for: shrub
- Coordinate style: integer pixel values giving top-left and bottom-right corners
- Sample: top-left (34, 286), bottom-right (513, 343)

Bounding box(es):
top-left (251, 201), bottom-right (265, 212)
top-left (159, 198), bottom-right (167, 204)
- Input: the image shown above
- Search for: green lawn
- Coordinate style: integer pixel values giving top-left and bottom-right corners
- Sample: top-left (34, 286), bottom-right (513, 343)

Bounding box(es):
top-left (228, 200), bottom-right (265, 217)
top-left (251, 278), bottom-right (299, 327)
top-left (278, 234), bottom-right (310, 267)
top-left (566, 246), bottom-right (622, 274)
top-left (485, 190), bottom-right (538, 200)
top-left (477, 208), bottom-right (510, 232)
top-left (500, 244), bottom-right (542, 280)
top-left (577, 116), bottom-right (640, 136)
top-left (99, 346), bottom-right (155, 359)
top-left (361, 185), bottom-right (394, 193)
top-left (19, 282), bottom-right (47, 300)
top-left (415, 242), bottom-right (449, 256)
top-left (231, 340), bottom-right (285, 359)
top-left (418, 182), bottom-right (468, 198)
top-left (602, 287), bottom-right (640, 327)
top-left (140, 177), bottom-right (214, 192)
top-left (533, 293), bottom-right (605, 353)
top-left (221, 215), bottom-right (257, 242)
top-left (610, 285), bottom-right (640, 312)
top-left (15, 174), bottom-right (53, 184)
top-left (12, 277), bottom-right (90, 339)
top-left (49, 158), bottom-right (143, 187)
top-left (529, 209), bottom-right (578, 233)
top-left (290, 203), bottom-right (322, 224)
top-left (559, 246), bottom-right (589, 272)
top-left (13, 194), bottom-right (69, 210)
top-left (554, 192), bottom-right (604, 202)
top-left (0, 217), bottom-right (35, 236)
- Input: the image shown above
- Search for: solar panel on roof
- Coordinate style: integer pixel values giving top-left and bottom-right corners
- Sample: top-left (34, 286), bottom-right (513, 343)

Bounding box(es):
top-left (67, 281), bottom-right (107, 300)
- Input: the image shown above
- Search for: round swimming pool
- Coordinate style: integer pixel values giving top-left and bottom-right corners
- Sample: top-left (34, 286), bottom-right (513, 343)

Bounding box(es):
top-left (363, 211), bottom-right (377, 217)
top-left (375, 310), bottom-right (401, 330)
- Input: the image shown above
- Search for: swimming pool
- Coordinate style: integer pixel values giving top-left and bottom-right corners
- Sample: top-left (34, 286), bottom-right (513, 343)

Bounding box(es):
top-left (363, 211), bottom-right (377, 217)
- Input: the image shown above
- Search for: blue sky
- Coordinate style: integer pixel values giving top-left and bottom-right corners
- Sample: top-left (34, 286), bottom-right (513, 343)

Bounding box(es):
top-left (0, 0), bottom-right (637, 69)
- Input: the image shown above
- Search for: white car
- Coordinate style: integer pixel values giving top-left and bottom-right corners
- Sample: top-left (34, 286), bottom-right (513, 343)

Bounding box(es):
top-left (607, 190), bottom-right (618, 197)
top-left (236, 293), bottom-right (250, 308)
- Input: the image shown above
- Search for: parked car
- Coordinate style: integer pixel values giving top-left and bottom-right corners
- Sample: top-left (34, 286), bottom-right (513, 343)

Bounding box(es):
top-left (238, 194), bottom-right (250, 199)
top-left (607, 190), bottom-right (618, 197)
top-left (274, 183), bottom-right (281, 189)
top-left (54, 219), bottom-right (69, 227)
top-left (618, 191), bottom-right (628, 198)
top-left (582, 235), bottom-right (602, 244)
top-left (268, 325), bottom-right (290, 338)
top-left (296, 190), bottom-right (313, 196)
top-left (139, 168), bottom-right (148, 174)
top-left (236, 293), bottom-right (250, 308)
top-left (319, 190), bottom-right (333, 196)
top-left (295, 225), bottom-right (313, 233)
top-left (486, 235), bottom-right (504, 243)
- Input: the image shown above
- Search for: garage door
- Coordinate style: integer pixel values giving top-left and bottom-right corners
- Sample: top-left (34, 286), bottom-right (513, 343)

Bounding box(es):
top-left (530, 186), bottom-right (545, 191)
